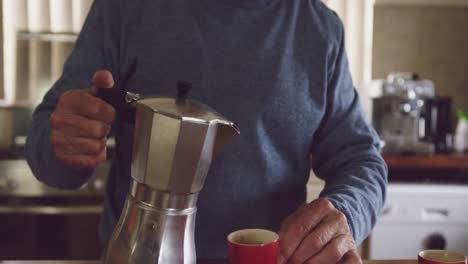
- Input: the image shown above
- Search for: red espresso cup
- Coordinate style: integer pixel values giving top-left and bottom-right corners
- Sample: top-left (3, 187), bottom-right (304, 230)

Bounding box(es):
top-left (419, 250), bottom-right (468, 264)
top-left (227, 229), bottom-right (279, 264)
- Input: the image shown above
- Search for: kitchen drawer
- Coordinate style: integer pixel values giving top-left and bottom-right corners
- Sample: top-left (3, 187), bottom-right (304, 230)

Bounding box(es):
top-left (370, 222), bottom-right (468, 259)
top-left (379, 184), bottom-right (468, 223)
top-left (370, 183), bottom-right (468, 260)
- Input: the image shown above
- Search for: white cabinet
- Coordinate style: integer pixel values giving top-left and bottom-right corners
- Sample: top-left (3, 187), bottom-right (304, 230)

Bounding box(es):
top-left (369, 183), bottom-right (468, 259)
top-left (306, 171), bottom-right (325, 202)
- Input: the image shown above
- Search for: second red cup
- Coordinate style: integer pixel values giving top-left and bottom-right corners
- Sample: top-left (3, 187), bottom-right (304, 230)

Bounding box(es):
top-left (419, 250), bottom-right (468, 264)
top-left (227, 229), bottom-right (279, 264)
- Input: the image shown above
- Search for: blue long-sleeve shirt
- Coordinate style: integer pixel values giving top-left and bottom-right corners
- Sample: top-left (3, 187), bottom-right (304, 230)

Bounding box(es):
top-left (26, 0), bottom-right (387, 259)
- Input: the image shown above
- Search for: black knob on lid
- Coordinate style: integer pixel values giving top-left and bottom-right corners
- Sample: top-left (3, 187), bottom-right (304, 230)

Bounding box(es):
top-left (177, 81), bottom-right (192, 102)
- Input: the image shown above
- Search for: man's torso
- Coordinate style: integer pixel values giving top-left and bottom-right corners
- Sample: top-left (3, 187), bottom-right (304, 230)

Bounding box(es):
top-left (101, 0), bottom-right (341, 258)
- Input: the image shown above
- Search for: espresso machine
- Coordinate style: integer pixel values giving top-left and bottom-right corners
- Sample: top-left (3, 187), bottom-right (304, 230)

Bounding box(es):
top-left (98, 82), bottom-right (239, 264)
top-left (372, 73), bottom-right (436, 154)
top-left (372, 73), bottom-right (453, 155)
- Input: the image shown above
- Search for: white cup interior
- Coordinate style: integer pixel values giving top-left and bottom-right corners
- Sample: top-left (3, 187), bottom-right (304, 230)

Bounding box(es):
top-left (419, 250), bottom-right (467, 263)
top-left (228, 229), bottom-right (279, 246)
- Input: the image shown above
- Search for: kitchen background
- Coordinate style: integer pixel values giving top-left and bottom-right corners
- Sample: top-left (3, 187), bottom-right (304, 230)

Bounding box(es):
top-left (373, 2), bottom-right (468, 119)
top-left (1, 0), bottom-right (468, 261)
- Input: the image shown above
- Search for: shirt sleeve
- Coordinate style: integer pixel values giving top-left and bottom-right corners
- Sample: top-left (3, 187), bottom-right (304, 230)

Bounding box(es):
top-left (25, 0), bottom-right (119, 189)
top-left (310, 18), bottom-right (388, 245)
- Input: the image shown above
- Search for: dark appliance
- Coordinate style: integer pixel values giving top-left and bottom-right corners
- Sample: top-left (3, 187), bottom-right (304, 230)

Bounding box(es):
top-left (421, 96), bottom-right (453, 153)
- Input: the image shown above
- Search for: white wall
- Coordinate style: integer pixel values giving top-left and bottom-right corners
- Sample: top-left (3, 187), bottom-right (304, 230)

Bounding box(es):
top-left (322, 0), bottom-right (375, 119)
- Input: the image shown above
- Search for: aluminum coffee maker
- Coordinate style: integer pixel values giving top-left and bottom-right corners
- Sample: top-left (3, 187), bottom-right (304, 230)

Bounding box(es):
top-left (98, 82), bottom-right (239, 264)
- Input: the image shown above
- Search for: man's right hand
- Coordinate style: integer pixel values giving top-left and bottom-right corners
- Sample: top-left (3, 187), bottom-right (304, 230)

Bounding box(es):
top-left (50, 70), bottom-right (116, 169)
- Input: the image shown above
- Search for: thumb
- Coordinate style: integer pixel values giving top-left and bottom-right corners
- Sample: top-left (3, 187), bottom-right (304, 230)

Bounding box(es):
top-left (91, 70), bottom-right (114, 95)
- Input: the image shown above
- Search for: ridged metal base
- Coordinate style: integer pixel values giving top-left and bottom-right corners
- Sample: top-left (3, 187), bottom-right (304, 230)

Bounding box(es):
top-left (130, 180), bottom-right (199, 210)
top-left (104, 181), bottom-right (197, 264)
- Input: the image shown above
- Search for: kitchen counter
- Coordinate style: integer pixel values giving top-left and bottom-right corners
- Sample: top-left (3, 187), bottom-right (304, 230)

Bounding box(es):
top-left (383, 153), bottom-right (468, 183)
top-left (384, 153), bottom-right (468, 170)
top-left (0, 261), bottom-right (417, 264)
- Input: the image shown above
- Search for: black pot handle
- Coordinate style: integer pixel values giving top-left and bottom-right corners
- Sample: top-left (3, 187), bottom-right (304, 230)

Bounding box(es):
top-left (95, 61), bottom-right (138, 124)
top-left (96, 88), bottom-right (137, 124)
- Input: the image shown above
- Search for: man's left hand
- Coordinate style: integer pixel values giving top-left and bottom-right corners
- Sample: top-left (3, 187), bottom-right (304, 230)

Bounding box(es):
top-left (277, 198), bottom-right (362, 264)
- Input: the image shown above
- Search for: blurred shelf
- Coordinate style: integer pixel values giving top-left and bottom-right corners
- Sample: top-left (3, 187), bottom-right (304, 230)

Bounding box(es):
top-left (17, 31), bottom-right (77, 43)
top-left (384, 153), bottom-right (468, 169)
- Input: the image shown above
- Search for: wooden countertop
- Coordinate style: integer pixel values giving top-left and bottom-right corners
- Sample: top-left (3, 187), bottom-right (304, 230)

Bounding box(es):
top-left (384, 153), bottom-right (468, 169)
top-left (0, 261), bottom-right (417, 264)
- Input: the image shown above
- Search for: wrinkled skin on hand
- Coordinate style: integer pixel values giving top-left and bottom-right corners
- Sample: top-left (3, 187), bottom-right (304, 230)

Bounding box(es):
top-left (277, 198), bottom-right (362, 264)
top-left (50, 70), bottom-right (115, 169)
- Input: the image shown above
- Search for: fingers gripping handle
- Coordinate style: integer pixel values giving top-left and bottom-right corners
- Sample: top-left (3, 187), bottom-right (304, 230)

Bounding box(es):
top-left (96, 88), bottom-right (137, 124)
